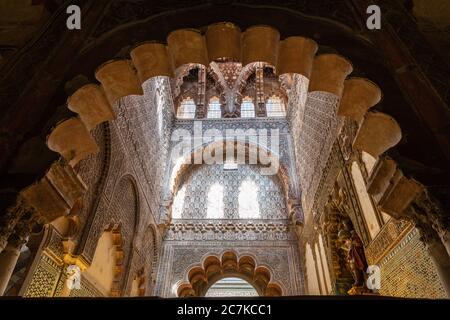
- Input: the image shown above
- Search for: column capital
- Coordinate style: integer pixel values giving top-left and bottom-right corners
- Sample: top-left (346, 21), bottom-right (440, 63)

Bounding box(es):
top-left (0, 197), bottom-right (36, 252)
top-left (7, 218), bottom-right (34, 250)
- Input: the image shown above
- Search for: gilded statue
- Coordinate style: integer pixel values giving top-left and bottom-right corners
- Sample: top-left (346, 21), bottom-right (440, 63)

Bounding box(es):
top-left (338, 219), bottom-right (370, 295)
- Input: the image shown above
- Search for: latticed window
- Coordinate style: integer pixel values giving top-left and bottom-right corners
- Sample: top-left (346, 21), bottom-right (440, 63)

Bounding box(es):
top-left (240, 97), bottom-right (255, 118)
top-left (238, 179), bottom-right (260, 218)
top-left (266, 96), bottom-right (286, 117)
top-left (207, 183), bottom-right (224, 218)
top-left (177, 98), bottom-right (196, 119)
top-left (207, 97), bottom-right (222, 119)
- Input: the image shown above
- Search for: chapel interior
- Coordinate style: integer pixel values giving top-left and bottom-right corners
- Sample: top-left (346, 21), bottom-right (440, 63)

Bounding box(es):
top-left (0, 0), bottom-right (449, 298)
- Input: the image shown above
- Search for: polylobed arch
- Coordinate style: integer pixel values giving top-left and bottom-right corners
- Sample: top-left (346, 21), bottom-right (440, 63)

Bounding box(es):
top-left (177, 250), bottom-right (283, 297)
top-left (76, 175), bottom-right (140, 296)
top-left (46, 21), bottom-right (399, 177)
top-left (65, 4), bottom-right (379, 87)
top-left (7, 21), bottom-right (414, 298)
top-left (39, 21), bottom-right (401, 185)
top-left (5, 1), bottom-right (443, 231)
top-left (16, 16), bottom-right (407, 230)
top-left (124, 221), bottom-right (161, 297)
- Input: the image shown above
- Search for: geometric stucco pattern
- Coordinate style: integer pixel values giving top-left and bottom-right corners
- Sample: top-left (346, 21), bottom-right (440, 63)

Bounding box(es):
top-left (2, 1), bottom-right (448, 301)
top-left (298, 91), bottom-right (342, 215)
top-left (73, 123), bottom-right (110, 246)
top-left (166, 117), bottom-right (300, 202)
top-left (155, 243), bottom-right (304, 297)
top-left (173, 163), bottom-right (287, 219)
top-left (24, 254), bottom-right (61, 297)
top-left (64, 78), bottom-right (174, 297)
top-left (115, 77), bottom-right (174, 225)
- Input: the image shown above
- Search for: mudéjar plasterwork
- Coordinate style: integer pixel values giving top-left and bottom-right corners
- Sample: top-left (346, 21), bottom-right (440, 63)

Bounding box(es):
top-left (0, 1), bottom-right (449, 300)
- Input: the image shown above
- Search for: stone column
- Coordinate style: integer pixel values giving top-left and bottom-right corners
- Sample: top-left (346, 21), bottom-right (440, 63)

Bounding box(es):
top-left (416, 221), bottom-right (450, 297)
top-left (0, 243), bottom-right (24, 296)
top-left (0, 230), bottom-right (26, 296)
top-left (0, 219), bottom-right (32, 296)
top-left (310, 242), bottom-right (323, 295)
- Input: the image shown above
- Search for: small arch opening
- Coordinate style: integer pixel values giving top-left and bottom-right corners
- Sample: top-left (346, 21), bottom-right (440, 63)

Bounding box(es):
top-left (205, 277), bottom-right (259, 297)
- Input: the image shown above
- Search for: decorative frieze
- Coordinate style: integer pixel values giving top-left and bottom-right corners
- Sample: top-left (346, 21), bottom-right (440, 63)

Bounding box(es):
top-left (165, 220), bottom-right (296, 241)
top-left (365, 218), bottom-right (412, 265)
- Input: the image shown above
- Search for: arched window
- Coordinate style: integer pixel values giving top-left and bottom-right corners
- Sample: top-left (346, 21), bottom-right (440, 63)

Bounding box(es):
top-left (240, 97), bottom-right (255, 118)
top-left (172, 185), bottom-right (187, 219)
top-left (238, 179), bottom-right (260, 218)
top-left (177, 98), bottom-right (196, 119)
top-left (207, 183), bottom-right (224, 218)
top-left (266, 96), bottom-right (286, 117)
top-left (207, 96), bottom-right (222, 119)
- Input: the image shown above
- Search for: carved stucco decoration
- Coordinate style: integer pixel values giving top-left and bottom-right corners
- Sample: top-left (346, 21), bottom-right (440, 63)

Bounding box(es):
top-left (164, 118), bottom-right (301, 211)
top-left (171, 163), bottom-right (287, 220)
top-left (6, 16), bottom-right (413, 299)
top-left (174, 61), bottom-right (285, 118)
top-left (177, 251), bottom-right (283, 297)
top-left (155, 244), bottom-right (303, 297)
